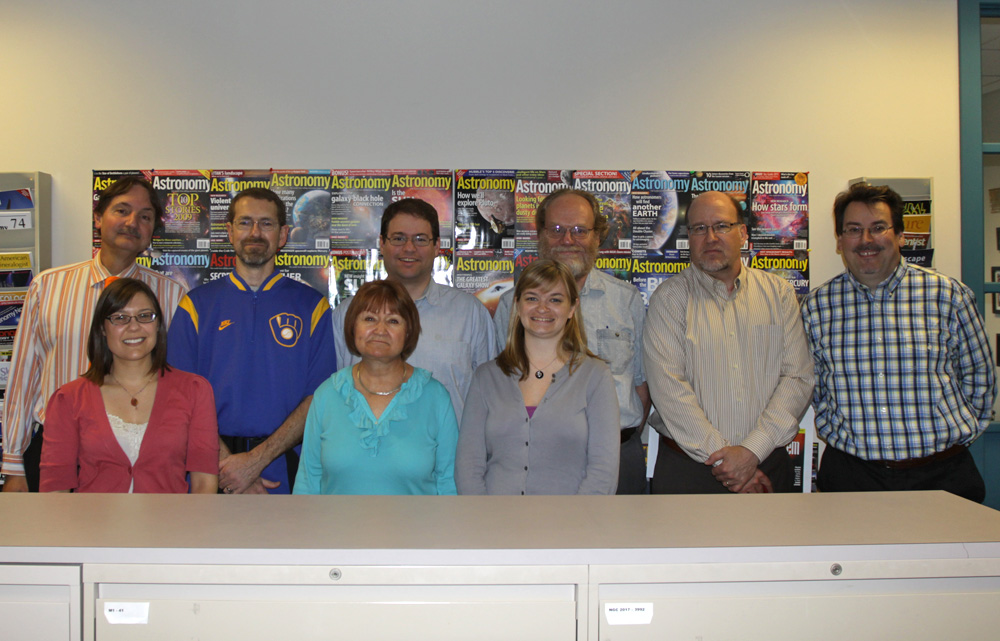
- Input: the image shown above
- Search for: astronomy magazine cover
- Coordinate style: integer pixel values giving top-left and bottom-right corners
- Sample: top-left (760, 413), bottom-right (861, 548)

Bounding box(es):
top-left (93, 167), bottom-right (811, 488)
top-left (327, 170), bottom-right (454, 306)
top-left (93, 167), bottom-right (809, 306)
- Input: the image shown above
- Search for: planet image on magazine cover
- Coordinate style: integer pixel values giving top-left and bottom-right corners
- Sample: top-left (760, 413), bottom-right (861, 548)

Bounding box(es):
top-left (475, 188), bottom-right (515, 234)
top-left (649, 189), bottom-right (679, 251)
top-left (290, 190), bottom-right (332, 245)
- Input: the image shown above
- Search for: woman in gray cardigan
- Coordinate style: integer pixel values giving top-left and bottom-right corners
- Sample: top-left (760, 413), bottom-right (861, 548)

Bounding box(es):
top-left (456, 259), bottom-right (620, 495)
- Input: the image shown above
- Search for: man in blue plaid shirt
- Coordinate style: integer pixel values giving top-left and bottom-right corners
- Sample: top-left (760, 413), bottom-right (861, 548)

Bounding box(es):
top-left (802, 183), bottom-right (996, 502)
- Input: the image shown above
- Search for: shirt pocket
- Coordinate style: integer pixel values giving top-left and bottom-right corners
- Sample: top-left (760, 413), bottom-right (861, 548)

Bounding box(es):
top-left (898, 328), bottom-right (943, 372)
top-left (594, 328), bottom-right (634, 375)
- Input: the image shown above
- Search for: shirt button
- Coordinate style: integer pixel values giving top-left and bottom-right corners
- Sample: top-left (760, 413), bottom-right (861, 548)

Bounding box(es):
top-left (881, 407), bottom-right (888, 414)
top-left (521, 491), bottom-right (525, 495)
top-left (525, 441), bottom-right (529, 446)
top-left (524, 466), bottom-right (528, 471)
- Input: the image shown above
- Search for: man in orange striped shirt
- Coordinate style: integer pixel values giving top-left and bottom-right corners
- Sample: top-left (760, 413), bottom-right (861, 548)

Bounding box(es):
top-left (2, 177), bottom-right (187, 492)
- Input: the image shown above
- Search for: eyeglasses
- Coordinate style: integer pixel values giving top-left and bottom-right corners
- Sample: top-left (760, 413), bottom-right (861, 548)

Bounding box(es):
top-left (386, 234), bottom-right (434, 247)
top-left (841, 224), bottom-right (892, 239)
top-left (544, 225), bottom-right (593, 239)
top-left (233, 218), bottom-right (279, 232)
top-left (107, 312), bottom-right (158, 326)
top-left (688, 222), bottom-right (743, 237)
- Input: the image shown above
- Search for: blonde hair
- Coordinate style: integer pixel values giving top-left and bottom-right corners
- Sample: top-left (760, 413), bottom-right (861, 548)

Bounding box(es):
top-left (497, 259), bottom-right (595, 381)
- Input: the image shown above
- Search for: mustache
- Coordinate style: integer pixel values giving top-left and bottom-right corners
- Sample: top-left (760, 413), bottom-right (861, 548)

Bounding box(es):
top-left (854, 243), bottom-right (881, 252)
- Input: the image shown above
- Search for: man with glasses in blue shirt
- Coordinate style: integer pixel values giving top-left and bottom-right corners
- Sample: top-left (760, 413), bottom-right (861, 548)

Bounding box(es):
top-left (802, 183), bottom-right (995, 502)
top-left (168, 188), bottom-right (336, 494)
top-left (643, 191), bottom-right (813, 494)
top-left (494, 188), bottom-right (651, 494)
top-left (332, 198), bottom-right (496, 423)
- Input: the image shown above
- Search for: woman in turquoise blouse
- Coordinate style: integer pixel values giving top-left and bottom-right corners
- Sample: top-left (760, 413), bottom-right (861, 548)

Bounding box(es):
top-left (294, 279), bottom-right (458, 495)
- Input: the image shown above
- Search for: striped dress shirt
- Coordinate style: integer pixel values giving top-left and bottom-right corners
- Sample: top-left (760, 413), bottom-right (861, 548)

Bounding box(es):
top-left (643, 264), bottom-right (814, 464)
top-left (2, 253), bottom-right (187, 476)
top-left (801, 260), bottom-right (996, 461)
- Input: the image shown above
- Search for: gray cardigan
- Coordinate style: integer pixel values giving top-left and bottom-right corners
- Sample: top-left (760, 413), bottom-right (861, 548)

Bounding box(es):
top-left (456, 356), bottom-right (620, 495)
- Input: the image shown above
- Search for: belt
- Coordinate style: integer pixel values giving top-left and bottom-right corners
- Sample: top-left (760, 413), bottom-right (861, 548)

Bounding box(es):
top-left (870, 443), bottom-right (965, 470)
top-left (220, 434), bottom-right (269, 454)
top-left (660, 435), bottom-right (687, 455)
top-left (661, 435), bottom-right (787, 462)
top-left (620, 426), bottom-right (639, 444)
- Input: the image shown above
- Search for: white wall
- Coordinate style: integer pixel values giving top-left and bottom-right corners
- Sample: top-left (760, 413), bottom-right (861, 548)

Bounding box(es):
top-left (2, 0), bottom-right (962, 288)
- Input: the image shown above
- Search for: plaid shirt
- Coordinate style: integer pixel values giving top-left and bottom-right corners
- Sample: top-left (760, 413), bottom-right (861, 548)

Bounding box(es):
top-left (802, 260), bottom-right (995, 461)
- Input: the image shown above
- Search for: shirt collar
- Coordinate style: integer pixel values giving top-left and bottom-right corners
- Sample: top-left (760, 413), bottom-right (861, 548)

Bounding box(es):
top-left (689, 262), bottom-right (743, 300)
top-left (88, 251), bottom-right (140, 287)
top-left (419, 279), bottom-right (443, 304)
top-left (845, 257), bottom-right (907, 297)
top-left (227, 270), bottom-right (283, 292)
top-left (579, 270), bottom-right (602, 298)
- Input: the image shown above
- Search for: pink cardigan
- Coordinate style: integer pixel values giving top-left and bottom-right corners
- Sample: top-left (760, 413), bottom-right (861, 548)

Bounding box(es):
top-left (40, 368), bottom-right (219, 493)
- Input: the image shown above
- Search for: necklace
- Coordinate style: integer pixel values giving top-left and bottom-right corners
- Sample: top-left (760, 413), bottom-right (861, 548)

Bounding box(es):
top-left (110, 373), bottom-right (155, 407)
top-left (356, 365), bottom-right (404, 397)
top-left (529, 354), bottom-right (561, 380)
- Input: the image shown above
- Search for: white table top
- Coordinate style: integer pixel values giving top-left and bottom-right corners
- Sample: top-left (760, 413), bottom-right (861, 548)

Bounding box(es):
top-left (2, 491), bottom-right (998, 565)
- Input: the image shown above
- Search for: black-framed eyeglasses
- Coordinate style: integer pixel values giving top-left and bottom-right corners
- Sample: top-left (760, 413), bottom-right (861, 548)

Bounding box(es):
top-left (688, 222), bottom-right (743, 237)
top-left (841, 224), bottom-right (892, 239)
top-left (107, 312), bottom-right (158, 326)
top-left (386, 234), bottom-right (435, 247)
top-left (233, 218), bottom-right (279, 232)
top-left (544, 225), bottom-right (593, 239)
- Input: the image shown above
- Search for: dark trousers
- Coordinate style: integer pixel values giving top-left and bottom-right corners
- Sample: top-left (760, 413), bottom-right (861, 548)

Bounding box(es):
top-left (22, 424), bottom-right (44, 492)
top-left (650, 439), bottom-right (794, 494)
top-left (817, 446), bottom-right (986, 503)
top-left (616, 427), bottom-right (648, 494)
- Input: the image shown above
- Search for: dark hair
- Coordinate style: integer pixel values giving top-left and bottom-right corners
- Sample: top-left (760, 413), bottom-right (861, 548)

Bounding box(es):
top-left (228, 188), bottom-right (287, 227)
top-left (94, 177), bottom-right (164, 233)
top-left (380, 198), bottom-right (440, 240)
top-left (534, 189), bottom-right (610, 243)
top-left (343, 279), bottom-right (421, 361)
top-left (497, 259), bottom-right (595, 381)
top-left (833, 182), bottom-right (904, 235)
top-left (83, 278), bottom-right (169, 385)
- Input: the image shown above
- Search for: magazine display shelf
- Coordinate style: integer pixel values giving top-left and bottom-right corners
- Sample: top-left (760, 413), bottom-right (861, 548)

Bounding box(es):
top-left (0, 491), bottom-right (999, 640)
top-left (0, 172), bottom-right (52, 278)
top-left (0, 172), bottom-right (51, 444)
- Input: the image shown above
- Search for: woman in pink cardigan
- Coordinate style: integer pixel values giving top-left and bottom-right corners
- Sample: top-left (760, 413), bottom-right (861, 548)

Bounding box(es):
top-left (40, 278), bottom-right (219, 493)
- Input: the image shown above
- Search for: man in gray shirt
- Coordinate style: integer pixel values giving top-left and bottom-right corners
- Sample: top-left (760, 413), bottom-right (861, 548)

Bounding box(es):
top-left (494, 189), bottom-right (650, 494)
top-left (333, 198), bottom-right (496, 422)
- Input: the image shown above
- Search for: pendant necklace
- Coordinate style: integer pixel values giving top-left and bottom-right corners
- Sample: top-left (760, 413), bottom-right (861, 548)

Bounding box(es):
top-left (356, 365), bottom-right (403, 397)
top-left (529, 354), bottom-right (560, 380)
top-left (110, 373), bottom-right (154, 408)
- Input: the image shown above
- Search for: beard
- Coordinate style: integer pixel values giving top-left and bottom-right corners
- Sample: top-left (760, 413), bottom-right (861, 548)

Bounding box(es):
top-left (539, 238), bottom-right (598, 281)
top-left (235, 240), bottom-right (273, 267)
top-left (693, 254), bottom-right (731, 274)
